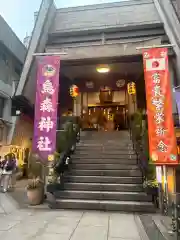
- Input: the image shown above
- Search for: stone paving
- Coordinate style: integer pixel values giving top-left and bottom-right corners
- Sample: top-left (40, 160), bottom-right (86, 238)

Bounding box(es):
top-left (0, 193), bottom-right (148, 240)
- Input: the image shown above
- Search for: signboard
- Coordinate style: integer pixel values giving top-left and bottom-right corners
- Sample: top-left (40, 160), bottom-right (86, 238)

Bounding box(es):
top-left (33, 56), bottom-right (60, 161)
top-left (143, 48), bottom-right (178, 165)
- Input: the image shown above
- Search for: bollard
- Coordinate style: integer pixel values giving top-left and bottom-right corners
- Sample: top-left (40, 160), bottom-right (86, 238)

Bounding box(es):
top-left (158, 183), bottom-right (163, 212)
top-left (169, 201), bottom-right (177, 234)
top-left (176, 200), bottom-right (180, 239)
top-left (162, 191), bottom-right (168, 215)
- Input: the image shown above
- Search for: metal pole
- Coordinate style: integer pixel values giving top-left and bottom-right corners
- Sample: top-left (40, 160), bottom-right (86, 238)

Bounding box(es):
top-left (32, 52), bottom-right (68, 56)
top-left (136, 44), bottom-right (175, 50)
top-left (158, 182), bottom-right (163, 212)
top-left (163, 165), bottom-right (169, 215)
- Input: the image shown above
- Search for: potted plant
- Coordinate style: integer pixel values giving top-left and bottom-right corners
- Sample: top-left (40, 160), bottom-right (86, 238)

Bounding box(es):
top-left (26, 177), bottom-right (44, 205)
top-left (143, 179), bottom-right (158, 195)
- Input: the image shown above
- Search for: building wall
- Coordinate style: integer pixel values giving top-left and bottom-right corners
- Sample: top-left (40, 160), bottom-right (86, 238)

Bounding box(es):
top-left (177, 0), bottom-right (180, 14)
top-left (0, 15), bottom-right (26, 63)
top-left (11, 115), bottom-right (33, 148)
top-left (0, 43), bottom-right (22, 86)
top-left (0, 115), bottom-right (33, 156)
top-left (50, 0), bottom-right (161, 34)
top-left (0, 42), bottom-right (24, 147)
top-left (172, 0), bottom-right (180, 19)
top-left (20, 0), bottom-right (56, 103)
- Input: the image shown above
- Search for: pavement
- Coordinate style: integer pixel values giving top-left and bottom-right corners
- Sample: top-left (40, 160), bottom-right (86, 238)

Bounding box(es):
top-left (0, 192), bottom-right (149, 240)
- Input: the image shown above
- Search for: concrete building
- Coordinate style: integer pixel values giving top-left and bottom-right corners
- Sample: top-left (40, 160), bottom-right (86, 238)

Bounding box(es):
top-left (9, 0), bottom-right (180, 211)
top-left (0, 15), bottom-right (26, 152)
top-left (11, 0), bottom-right (180, 141)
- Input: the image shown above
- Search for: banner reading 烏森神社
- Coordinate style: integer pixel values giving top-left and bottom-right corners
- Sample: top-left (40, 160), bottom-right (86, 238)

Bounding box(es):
top-left (143, 48), bottom-right (178, 165)
top-left (33, 56), bottom-right (60, 161)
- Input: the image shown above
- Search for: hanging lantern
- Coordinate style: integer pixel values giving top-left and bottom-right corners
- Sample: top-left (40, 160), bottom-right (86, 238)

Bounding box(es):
top-left (127, 82), bottom-right (136, 95)
top-left (70, 84), bottom-right (79, 97)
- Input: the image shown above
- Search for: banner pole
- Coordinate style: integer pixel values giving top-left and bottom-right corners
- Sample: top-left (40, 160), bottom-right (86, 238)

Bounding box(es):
top-left (33, 52), bottom-right (67, 56)
top-left (136, 44), bottom-right (174, 50)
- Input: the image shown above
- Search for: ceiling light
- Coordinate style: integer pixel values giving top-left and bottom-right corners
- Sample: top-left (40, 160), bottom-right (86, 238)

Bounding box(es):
top-left (96, 65), bottom-right (110, 73)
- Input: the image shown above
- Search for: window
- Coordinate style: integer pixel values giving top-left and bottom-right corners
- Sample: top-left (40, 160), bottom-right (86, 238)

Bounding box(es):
top-left (0, 97), bottom-right (5, 118)
top-left (14, 66), bottom-right (21, 76)
top-left (14, 64), bottom-right (22, 77)
top-left (0, 51), bottom-right (8, 65)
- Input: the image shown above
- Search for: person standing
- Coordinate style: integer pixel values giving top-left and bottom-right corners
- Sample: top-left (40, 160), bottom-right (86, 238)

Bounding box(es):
top-left (0, 156), bottom-right (4, 187)
top-left (9, 153), bottom-right (18, 190)
top-left (2, 154), bottom-right (16, 193)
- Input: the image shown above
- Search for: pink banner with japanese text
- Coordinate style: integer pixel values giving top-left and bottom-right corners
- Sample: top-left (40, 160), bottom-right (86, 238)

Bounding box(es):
top-left (143, 48), bottom-right (178, 165)
top-left (33, 56), bottom-right (60, 161)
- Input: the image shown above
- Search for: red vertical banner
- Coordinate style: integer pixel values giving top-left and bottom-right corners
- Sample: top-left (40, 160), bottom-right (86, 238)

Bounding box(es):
top-left (143, 48), bottom-right (178, 165)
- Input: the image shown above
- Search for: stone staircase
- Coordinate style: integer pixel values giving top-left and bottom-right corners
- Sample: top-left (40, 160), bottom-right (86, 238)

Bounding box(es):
top-left (52, 131), bottom-right (155, 212)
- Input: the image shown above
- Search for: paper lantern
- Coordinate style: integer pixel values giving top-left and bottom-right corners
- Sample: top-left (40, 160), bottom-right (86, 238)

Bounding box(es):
top-left (127, 82), bottom-right (136, 95)
top-left (70, 85), bottom-right (79, 97)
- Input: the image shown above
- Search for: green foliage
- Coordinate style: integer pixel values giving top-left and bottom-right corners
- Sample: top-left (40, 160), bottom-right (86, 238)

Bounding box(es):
top-left (143, 179), bottom-right (158, 189)
top-left (146, 163), bottom-right (156, 180)
top-left (142, 127), bottom-right (156, 181)
top-left (131, 110), bottom-right (143, 141)
top-left (47, 167), bottom-right (58, 184)
top-left (141, 127), bottom-right (149, 162)
top-left (28, 155), bottom-right (44, 178)
top-left (131, 110), bottom-right (156, 182)
top-left (56, 121), bottom-right (76, 154)
top-left (142, 128), bottom-right (156, 180)
top-left (56, 130), bottom-right (68, 153)
top-left (27, 177), bottom-right (43, 190)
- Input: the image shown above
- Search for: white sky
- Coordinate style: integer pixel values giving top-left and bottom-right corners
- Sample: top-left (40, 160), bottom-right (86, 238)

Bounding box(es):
top-left (0, 0), bottom-right (130, 41)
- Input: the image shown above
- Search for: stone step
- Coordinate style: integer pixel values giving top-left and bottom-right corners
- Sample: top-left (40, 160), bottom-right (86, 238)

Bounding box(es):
top-left (77, 145), bottom-right (134, 150)
top-left (68, 169), bottom-right (142, 177)
top-left (48, 131), bottom-right (153, 213)
top-left (71, 164), bottom-right (138, 170)
top-left (51, 199), bottom-right (155, 212)
top-left (72, 158), bottom-right (137, 164)
top-left (63, 183), bottom-right (143, 192)
top-left (75, 150), bottom-right (135, 155)
top-left (79, 140), bottom-right (133, 143)
top-left (64, 175), bottom-right (142, 184)
top-left (55, 190), bottom-right (151, 202)
top-left (73, 154), bottom-right (136, 159)
top-left (78, 143), bottom-right (132, 147)
top-left (88, 134), bottom-right (130, 137)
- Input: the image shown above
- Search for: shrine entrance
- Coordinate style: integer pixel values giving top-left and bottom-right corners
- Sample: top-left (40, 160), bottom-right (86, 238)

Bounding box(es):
top-left (60, 56), bottom-right (146, 132)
